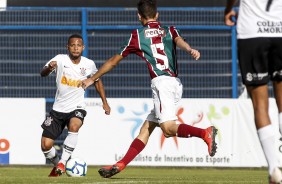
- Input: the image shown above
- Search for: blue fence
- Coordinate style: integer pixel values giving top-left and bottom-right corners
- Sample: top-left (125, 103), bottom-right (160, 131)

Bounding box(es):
top-left (0, 7), bottom-right (241, 99)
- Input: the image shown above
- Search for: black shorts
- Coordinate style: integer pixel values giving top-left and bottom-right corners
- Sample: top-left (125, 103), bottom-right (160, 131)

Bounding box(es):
top-left (238, 37), bottom-right (282, 86)
top-left (41, 109), bottom-right (87, 140)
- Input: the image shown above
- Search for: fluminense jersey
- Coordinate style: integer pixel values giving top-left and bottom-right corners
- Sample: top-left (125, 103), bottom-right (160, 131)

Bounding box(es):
top-left (46, 54), bottom-right (98, 113)
top-left (118, 21), bottom-right (181, 79)
top-left (237, 0), bottom-right (282, 39)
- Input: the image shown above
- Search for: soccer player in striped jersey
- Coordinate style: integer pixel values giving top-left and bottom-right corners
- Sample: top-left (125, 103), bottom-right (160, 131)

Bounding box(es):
top-left (225, 0), bottom-right (282, 183)
top-left (79, 0), bottom-right (218, 178)
top-left (40, 34), bottom-right (111, 177)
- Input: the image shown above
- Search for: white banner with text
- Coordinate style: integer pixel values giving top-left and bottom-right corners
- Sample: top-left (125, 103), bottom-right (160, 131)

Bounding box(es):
top-left (76, 98), bottom-right (281, 167)
top-left (0, 98), bottom-right (46, 164)
top-left (1, 98), bottom-right (282, 167)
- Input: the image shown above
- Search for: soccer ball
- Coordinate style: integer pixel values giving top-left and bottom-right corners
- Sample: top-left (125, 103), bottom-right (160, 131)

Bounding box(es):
top-left (65, 158), bottom-right (87, 177)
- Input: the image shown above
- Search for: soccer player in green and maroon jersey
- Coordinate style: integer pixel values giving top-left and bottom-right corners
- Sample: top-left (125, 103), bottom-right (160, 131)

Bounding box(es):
top-left (79, 0), bottom-right (218, 178)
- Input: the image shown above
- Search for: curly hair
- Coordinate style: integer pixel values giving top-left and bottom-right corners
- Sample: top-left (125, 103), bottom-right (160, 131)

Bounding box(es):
top-left (68, 34), bottom-right (83, 45)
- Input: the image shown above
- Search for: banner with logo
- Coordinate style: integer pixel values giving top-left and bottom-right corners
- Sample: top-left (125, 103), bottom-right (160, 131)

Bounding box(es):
top-left (0, 98), bottom-right (46, 164)
top-left (1, 98), bottom-right (281, 167)
top-left (74, 98), bottom-right (281, 167)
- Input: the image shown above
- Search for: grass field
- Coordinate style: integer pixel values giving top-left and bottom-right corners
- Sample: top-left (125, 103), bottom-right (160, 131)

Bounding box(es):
top-left (0, 165), bottom-right (269, 184)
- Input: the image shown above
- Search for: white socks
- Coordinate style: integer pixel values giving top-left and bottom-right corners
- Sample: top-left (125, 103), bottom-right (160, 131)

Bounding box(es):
top-left (59, 132), bottom-right (79, 165)
top-left (43, 147), bottom-right (59, 166)
top-left (279, 113), bottom-right (282, 135)
top-left (257, 124), bottom-right (277, 175)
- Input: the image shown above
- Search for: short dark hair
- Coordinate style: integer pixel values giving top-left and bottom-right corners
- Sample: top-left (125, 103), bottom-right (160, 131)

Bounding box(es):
top-left (68, 34), bottom-right (83, 44)
top-left (137, 0), bottom-right (157, 19)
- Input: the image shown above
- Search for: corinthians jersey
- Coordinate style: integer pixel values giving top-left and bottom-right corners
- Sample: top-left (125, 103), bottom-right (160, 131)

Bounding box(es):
top-left (119, 21), bottom-right (181, 79)
top-left (237, 0), bottom-right (282, 39)
top-left (46, 54), bottom-right (98, 113)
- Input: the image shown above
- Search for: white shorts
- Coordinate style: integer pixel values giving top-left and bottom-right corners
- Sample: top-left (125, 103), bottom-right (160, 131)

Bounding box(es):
top-left (146, 76), bottom-right (183, 124)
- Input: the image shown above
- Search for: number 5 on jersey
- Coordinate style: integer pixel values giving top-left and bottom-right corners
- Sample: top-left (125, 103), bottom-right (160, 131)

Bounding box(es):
top-left (151, 43), bottom-right (169, 70)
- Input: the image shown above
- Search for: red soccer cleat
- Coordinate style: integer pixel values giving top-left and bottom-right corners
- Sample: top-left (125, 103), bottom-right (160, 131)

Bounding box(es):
top-left (55, 162), bottom-right (65, 175)
top-left (48, 167), bottom-right (59, 177)
top-left (203, 126), bottom-right (218, 157)
top-left (98, 162), bottom-right (125, 178)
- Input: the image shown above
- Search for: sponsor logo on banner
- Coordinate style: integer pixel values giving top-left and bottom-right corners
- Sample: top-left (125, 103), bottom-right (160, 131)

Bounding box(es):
top-left (117, 103), bottom-right (149, 139)
top-left (0, 137), bottom-right (10, 164)
top-left (113, 101), bottom-right (231, 166)
top-left (116, 102), bottom-right (229, 150)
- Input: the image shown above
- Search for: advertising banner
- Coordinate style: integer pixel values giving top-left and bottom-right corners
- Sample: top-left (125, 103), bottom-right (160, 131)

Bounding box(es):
top-left (74, 98), bottom-right (281, 167)
top-left (0, 98), bottom-right (46, 164)
top-left (1, 98), bottom-right (281, 167)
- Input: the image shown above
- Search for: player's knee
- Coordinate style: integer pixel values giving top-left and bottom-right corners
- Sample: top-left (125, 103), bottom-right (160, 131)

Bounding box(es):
top-left (68, 122), bottom-right (81, 132)
top-left (68, 126), bottom-right (80, 132)
top-left (68, 121), bottom-right (82, 132)
top-left (161, 124), bottom-right (176, 138)
top-left (41, 141), bottom-right (52, 151)
top-left (162, 129), bottom-right (174, 138)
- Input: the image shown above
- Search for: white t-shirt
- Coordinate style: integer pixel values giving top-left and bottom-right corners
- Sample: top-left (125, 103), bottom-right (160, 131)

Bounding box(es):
top-left (237, 0), bottom-right (282, 39)
top-left (46, 54), bottom-right (98, 113)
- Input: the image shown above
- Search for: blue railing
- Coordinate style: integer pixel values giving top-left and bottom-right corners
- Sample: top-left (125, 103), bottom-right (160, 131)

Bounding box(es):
top-left (0, 7), bottom-right (238, 98)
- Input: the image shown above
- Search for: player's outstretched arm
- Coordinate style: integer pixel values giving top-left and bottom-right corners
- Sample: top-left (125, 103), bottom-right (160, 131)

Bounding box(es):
top-left (94, 79), bottom-right (111, 115)
top-left (78, 54), bottom-right (123, 89)
top-left (174, 37), bottom-right (200, 60)
top-left (40, 61), bottom-right (57, 77)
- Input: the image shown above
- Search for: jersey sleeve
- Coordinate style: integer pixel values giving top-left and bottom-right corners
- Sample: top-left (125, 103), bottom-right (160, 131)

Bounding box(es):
top-left (90, 61), bottom-right (99, 81)
top-left (118, 29), bottom-right (139, 58)
top-left (169, 26), bottom-right (182, 40)
top-left (46, 55), bottom-right (61, 66)
top-left (91, 61), bottom-right (98, 75)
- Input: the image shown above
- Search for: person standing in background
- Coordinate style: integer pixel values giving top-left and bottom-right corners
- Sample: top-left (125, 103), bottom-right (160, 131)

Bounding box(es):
top-left (40, 34), bottom-right (111, 177)
top-left (224, 0), bottom-right (282, 183)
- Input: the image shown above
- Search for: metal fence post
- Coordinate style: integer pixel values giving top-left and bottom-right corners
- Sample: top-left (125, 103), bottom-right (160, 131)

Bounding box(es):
top-left (231, 25), bottom-right (238, 98)
top-left (81, 8), bottom-right (89, 97)
top-left (81, 8), bottom-right (88, 57)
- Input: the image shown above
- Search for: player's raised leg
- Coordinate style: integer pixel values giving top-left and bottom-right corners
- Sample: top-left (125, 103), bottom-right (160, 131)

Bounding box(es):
top-left (98, 120), bottom-right (157, 178)
top-left (163, 122), bottom-right (218, 157)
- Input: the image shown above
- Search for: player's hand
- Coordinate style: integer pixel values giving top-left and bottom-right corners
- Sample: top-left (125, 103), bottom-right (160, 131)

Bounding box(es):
top-left (48, 61), bottom-right (57, 71)
top-left (103, 103), bottom-right (111, 115)
top-left (189, 49), bottom-right (200, 60)
top-left (224, 9), bottom-right (237, 26)
top-left (78, 78), bottom-right (95, 89)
